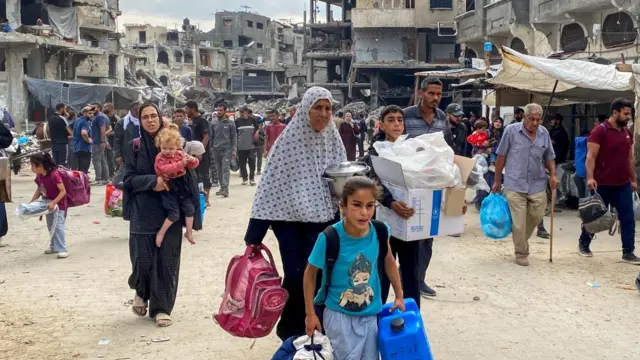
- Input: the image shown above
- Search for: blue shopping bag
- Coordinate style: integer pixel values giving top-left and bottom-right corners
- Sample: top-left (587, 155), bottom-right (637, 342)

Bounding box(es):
top-left (480, 193), bottom-right (512, 239)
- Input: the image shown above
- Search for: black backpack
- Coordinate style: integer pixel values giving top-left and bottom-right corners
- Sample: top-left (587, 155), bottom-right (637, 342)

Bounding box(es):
top-left (317, 219), bottom-right (389, 305)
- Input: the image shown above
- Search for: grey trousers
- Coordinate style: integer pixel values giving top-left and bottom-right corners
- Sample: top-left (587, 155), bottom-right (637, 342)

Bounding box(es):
top-left (213, 148), bottom-right (232, 190)
top-left (91, 144), bottom-right (109, 182)
top-left (255, 145), bottom-right (264, 172)
top-left (323, 308), bottom-right (378, 360)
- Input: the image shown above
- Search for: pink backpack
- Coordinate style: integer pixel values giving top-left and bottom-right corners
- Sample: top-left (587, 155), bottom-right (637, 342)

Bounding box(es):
top-left (214, 244), bottom-right (288, 338)
top-left (57, 167), bottom-right (90, 207)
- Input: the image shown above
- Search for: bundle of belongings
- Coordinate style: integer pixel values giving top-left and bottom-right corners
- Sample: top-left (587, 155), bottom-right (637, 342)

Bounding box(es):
top-left (272, 331), bottom-right (334, 360)
top-left (578, 191), bottom-right (617, 235)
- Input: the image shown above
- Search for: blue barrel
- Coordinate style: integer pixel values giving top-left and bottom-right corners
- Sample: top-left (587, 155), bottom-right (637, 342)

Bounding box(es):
top-left (378, 298), bottom-right (433, 360)
top-left (199, 193), bottom-right (206, 223)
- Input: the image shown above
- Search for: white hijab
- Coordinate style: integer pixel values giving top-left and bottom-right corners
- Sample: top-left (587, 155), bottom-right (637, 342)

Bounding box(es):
top-left (250, 87), bottom-right (347, 223)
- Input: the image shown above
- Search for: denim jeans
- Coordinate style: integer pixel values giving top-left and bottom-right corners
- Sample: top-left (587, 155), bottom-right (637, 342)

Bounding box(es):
top-left (46, 209), bottom-right (67, 252)
top-left (91, 144), bottom-right (109, 182)
top-left (51, 143), bottom-right (68, 168)
top-left (579, 183), bottom-right (635, 254)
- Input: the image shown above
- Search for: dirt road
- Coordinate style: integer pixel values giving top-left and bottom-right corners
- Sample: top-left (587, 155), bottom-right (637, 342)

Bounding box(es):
top-left (1, 172), bottom-right (639, 360)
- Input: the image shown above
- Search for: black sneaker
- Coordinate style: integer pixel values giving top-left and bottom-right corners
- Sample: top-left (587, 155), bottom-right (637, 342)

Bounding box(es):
top-left (215, 189), bottom-right (223, 196)
top-left (420, 283), bottom-right (436, 297)
top-left (578, 244), bottom-right (593, 257)
top-left (220, 189), bottom-right (229, 198)
top-left (622, 253), bottom-right (640, 265)
top-left (537, 229), bottom-right (550, 239)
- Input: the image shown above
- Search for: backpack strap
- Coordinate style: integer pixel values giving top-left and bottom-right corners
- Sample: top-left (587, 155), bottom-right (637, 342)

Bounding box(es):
top-left (320, 225), bottom-right (340, 306)
top-left (371, 220), bottom-right (389, 279)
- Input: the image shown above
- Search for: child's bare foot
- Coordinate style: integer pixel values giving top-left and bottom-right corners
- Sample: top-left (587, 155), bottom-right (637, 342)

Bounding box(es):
top-left (185, 230), bottom-right (195, 245)
top-left (155, 232), bottom-right (165, 248)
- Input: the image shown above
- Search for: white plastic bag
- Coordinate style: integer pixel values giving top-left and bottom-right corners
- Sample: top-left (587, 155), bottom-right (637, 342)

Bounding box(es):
top-left (633, 192), bottom-right (640, 220)
top-left (473, 154), bottom-right (488, 174)
top-left (293, 331), bottom-right (334, 360)
top-left (373, 132), bottom-right (456, 189)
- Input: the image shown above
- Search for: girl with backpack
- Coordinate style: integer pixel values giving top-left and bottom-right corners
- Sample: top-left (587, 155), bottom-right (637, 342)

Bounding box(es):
top-left (29, 152), bottom-right (68, 258)
top-left (303, 177), bottom-right (405, 360)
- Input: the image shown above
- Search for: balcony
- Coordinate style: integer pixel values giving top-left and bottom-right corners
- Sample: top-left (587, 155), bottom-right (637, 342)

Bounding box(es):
top-left (531, 0), bottom-right (612, 23)
top-left (455, 10), bottom-right (483, 43)
top-left (484, 0), bottom-right (512, 36)
top-left (351, 8), bottom-right (415, 28)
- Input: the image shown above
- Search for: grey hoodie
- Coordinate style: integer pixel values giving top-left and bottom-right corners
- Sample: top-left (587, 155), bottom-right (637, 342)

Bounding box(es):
top-left (211, 118), bottom-right (237, 151)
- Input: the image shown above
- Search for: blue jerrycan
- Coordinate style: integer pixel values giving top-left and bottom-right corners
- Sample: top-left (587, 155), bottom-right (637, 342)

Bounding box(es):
top-left (378, 298), bottom-right (434, 360)
top-left (199, 193), bottom-right (206, 223)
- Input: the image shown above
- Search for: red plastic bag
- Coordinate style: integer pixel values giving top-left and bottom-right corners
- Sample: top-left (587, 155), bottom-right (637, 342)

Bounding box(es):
top-left (104, 184), bottom-right (114, 215)
top-left (467, 132), bottom-right (488, 147)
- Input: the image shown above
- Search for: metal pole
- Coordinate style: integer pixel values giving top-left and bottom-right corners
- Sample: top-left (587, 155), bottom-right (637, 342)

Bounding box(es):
top-left (542, 80), bottom-right (559, 122)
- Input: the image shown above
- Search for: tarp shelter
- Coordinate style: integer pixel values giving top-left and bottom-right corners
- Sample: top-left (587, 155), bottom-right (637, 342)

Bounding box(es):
top-left (25, 77), bottom-right (150, 111)
top-left (489, 46), bottom-right (635, 103)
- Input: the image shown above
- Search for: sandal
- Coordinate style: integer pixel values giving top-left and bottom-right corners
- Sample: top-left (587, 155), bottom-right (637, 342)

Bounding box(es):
top-left (155, 313), bottom-right (172, 327)
top-left (132, 295), bottom-right (147, 317)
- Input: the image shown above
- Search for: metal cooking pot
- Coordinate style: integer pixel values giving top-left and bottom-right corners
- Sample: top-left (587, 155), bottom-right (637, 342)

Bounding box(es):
top-left (323, 161), bottom-right (370, 197)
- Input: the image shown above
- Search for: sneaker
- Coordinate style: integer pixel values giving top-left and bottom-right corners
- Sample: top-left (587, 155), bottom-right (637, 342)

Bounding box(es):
top-left (250, 180), bottom-right (256, 186)
top-left (215, 189), bottom-right (223, 196)
top-left (57, 252), bottom-right (69, 259)
top-left (622, 253), bottom-right (640, 265)
top-left (44, 249), bottom-right (55, 255)
top-left (578, 244), bottom-right (593, 257)
top-left (220, 189), bottom-right (229, 198)
top-left (242, 180), bottom-right (248, 186)
top-left (537, 229), bottom-right (550, 239)
top-left (256, 170), bottom-right (262, 175)
top-left (420, 283), bottom-right (437, 297)
top-left (515, 255), bottom-right (530, 266)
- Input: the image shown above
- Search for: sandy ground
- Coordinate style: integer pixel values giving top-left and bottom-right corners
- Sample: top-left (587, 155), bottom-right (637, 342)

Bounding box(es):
top-left (1, 168), bottom-right (640, 360)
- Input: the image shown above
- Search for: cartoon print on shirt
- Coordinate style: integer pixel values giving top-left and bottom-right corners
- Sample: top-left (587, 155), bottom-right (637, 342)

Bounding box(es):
top-left (338, 253), bottom-right (374, 312)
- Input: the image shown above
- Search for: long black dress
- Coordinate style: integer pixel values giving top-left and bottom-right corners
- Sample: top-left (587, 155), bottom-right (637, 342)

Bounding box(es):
top-left (123, 121), bottom-right (201, 318)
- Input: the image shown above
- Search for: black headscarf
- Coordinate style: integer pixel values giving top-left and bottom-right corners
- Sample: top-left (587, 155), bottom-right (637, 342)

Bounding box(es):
top-left (136, 102), bottom-right (163, 175)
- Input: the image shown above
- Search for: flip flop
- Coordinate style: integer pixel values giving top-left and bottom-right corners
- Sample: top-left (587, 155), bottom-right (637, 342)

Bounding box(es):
top-left (132, 295), bottom-right (147, 317)
top-left (155, 313), bottom-right (172, 327)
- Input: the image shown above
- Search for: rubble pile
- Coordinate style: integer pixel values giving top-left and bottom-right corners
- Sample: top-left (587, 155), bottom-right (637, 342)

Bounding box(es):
top-left (245, 98), bottom-right (299, 115)
top-left (338, 101), bottom-right (368, 116)
top-left (365, 106), bottom-right (384, 123)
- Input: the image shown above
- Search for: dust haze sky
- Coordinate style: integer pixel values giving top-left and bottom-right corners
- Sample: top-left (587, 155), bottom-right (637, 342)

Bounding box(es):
top-left (117, 1), bottom-right (313, 31)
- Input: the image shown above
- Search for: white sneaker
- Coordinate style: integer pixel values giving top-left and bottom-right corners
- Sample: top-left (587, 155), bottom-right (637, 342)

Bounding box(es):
top-left (57, 252), bottom-right (69, 259)
top-left (0, 238), bottom-right (7, 247)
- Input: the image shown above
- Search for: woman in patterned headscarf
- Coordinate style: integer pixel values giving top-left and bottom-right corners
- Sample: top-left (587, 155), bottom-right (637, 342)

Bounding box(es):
top-left (244, 86), bottom-right (347, 340)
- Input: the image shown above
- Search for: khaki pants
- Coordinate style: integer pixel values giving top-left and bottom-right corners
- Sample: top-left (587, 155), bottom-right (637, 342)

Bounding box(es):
top-left (504, 189), bottom-right (547, 256)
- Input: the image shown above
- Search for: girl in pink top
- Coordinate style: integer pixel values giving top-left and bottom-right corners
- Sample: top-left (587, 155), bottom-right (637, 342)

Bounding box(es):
top-left (30, 152), bottom-right (69, 258)
top-left (154, 126), bottom-right (199, 247)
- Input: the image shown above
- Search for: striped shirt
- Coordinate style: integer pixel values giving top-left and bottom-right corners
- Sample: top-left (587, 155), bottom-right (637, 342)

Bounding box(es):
top-left (403, 103), bottom-right (454, 146)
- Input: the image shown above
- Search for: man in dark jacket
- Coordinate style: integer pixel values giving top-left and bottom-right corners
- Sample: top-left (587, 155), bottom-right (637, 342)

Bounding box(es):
top-left (550, 113), bottom-right (569, 164)
top-left (114, 101), bottom-right (141, 167)
top-left (445, 103), bottom-right (469, 156)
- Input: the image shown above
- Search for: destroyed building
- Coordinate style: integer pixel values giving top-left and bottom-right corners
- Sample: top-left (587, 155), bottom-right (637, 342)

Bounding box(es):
top-left (306, 0), bottom-right (461, 109)
top-left (0, 0), bottom-right (123, 131)
top-left (197, 9), bottom-right (306, 106)
top-left (456, 0), bottom-right (640, 64)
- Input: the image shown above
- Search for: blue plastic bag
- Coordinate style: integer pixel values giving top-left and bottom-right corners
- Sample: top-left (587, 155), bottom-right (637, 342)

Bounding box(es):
top-left (480, 193), bottom-right (512, 239)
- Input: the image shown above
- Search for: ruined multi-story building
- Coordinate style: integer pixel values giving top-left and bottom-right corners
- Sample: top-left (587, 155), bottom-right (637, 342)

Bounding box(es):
top-left (456, 0), bottom-right (640, 63)
top-left (306, 0), bottom-right (461, 108)
top-left (0, 0), bottom-right (123, 131)
top-left (197, 9), bottom-right (305, 105)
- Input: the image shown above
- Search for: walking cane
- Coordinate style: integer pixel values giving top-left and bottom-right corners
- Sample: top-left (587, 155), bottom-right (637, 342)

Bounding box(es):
top-left (549, 190), bottom-right (555, 263)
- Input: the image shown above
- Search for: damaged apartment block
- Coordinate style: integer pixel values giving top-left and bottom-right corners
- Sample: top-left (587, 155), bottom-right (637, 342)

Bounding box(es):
top-left (305, 0), bottom-right (461, 109)
top-left (197, 7), bottom-right (306, 105)
top-left (0, 0), bottom-right (123, 131)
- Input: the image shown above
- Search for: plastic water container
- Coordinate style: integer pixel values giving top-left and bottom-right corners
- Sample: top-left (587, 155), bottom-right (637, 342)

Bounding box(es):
top-left (378, 298), bottom-right (433, 360)
top-left (199, 193), bottom-right (206, 222)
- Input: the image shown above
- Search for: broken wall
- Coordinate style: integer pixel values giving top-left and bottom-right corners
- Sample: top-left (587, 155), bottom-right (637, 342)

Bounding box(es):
top-left (353, 28), bottom-right (415, 62)
top-left (76, 4), bottom-right (116, 32)
top-left (122, 25), bottom-right (168, 45)
top-left (76, 54), bottom-right (109, 78)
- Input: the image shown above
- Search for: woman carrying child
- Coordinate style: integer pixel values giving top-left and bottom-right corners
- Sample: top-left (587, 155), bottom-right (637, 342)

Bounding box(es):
top-left (154, 125), bottom-right (199, 246)
top-left (29, 152), bottom-right (68, 258)
top-left (303, 177), bottom-right (405, 360)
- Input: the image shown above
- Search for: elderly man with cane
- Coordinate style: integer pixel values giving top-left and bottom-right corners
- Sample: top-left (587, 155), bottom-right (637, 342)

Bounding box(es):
top-left (492, 103), bottom-right (559, 266)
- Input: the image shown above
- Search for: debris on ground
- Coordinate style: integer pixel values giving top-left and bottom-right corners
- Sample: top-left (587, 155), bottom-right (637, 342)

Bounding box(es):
top-left (98, 339), bottom-right (110, 345)
top-left (245, 98), bottom-right (298, 116)
top-left (151, 337), bottom-right (170, 343)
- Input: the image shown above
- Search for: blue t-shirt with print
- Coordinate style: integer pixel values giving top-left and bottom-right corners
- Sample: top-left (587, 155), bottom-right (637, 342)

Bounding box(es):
top-left (91, 112), bottom-right (108, 144)
top-left (308, 220), bottom-right (388, 317)
top-left (72, 116), bottom-right (92, 153)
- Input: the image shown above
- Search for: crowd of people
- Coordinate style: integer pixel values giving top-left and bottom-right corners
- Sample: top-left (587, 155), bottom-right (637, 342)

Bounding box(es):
top-left (0, 77), bottom-right (638, 359)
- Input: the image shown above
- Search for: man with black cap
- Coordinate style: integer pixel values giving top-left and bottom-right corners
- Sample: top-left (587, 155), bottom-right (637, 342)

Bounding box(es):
top-left (446, 103), bottom-right (469, 156)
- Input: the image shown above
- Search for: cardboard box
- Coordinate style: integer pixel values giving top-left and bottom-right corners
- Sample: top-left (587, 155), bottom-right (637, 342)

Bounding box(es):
top-left (370, 155), bottom-right (475, 241)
